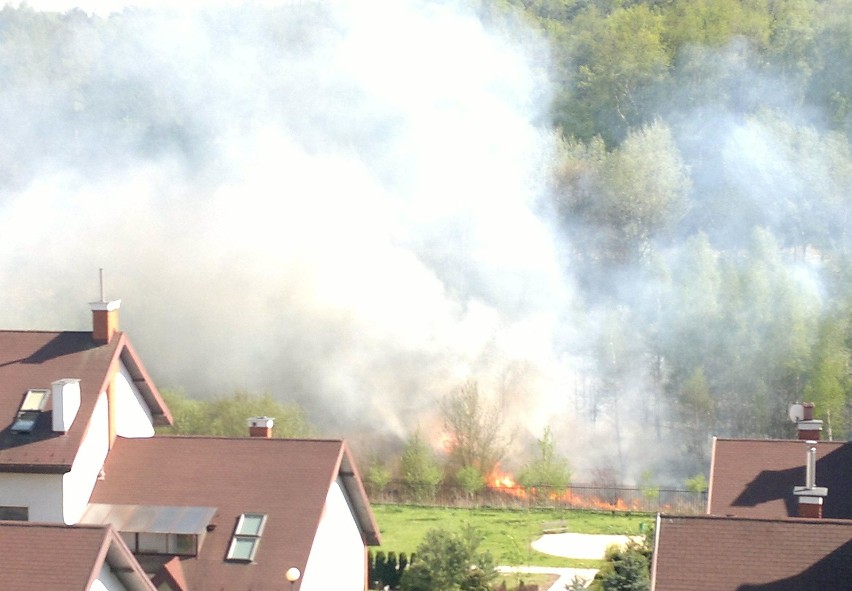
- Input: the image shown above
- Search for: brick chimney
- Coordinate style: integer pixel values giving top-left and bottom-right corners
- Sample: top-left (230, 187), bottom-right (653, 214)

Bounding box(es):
top-left (248, 416), bottom-right (274, 438)
top-left (90, 300), bottom-right (121, 344)
top-left (796, 402), bottom-right (823, 441)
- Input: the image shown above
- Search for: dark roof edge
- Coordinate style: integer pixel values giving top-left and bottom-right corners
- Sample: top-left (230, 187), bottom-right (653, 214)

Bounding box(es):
top-left (713, 437), bottom-right (847, 444)
top-left (113, 334), bottom-right (173, 427)
top-left (0, 463), bottom-right (70, 474)
top-left (104, 525), bottom-right (158, 591)
top-left (336, 441), bottom-right (381, 546)
top-left (658, 513), bottom-right (852, 526)
top-left (84, 525), bottom-right (117, 591)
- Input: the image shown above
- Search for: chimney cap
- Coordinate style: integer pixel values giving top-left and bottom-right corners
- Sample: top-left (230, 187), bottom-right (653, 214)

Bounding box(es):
top-left (90, 299), bottom-right (121, 312)
top-left (247, 416), bottom-right (275, 428)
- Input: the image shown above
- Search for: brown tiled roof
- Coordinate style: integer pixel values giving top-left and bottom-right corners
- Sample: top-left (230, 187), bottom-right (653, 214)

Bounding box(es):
top-left (708, 438), bottom-right (852, 519)
top-left (90, 435), bottom-right (381, 591)
top-left (0, 521), bottom-right (155, 591)
top-left (0, 331), bottom-right (171, 471)
top-left (651, 514), bottom-right (852, 591)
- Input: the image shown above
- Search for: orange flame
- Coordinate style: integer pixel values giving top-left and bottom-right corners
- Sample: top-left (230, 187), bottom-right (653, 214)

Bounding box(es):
top-left (488, 467), bottom-right (527, 498)
top-left (487, 468), bottom-right (671, 512)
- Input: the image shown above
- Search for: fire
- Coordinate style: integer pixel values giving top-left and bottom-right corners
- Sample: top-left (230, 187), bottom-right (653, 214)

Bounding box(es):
top-left (488, 467), bottom-right (527, 499)
top-left (486, 467), bottom-right (669, 512)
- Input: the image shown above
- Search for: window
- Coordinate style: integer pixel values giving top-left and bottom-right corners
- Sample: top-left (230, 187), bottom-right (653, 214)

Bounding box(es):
top-left (226, 513), bottom-right (267, 562)
top-left (122, 532), bottom-right (198, 556)
top-left (0, 506), bottom-right (28, 521)
top-left (11, 389), bottom-right (49, 433)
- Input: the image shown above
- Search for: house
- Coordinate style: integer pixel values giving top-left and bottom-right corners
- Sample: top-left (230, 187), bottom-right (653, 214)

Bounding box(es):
top-left (707, 438), bottom-right (852, 520)
top-left (0, 298), bottom-right (380, 591)
top-left (706, 403), bottom-right (852, 520)
top-left (651, 404), bottom-right (852, 590)
top-left (84, 435), bottom-right (381, 591)
top-left (650, 515), bottom-right (852, 591)
top-left (0, 521), bottom-right (157, 591)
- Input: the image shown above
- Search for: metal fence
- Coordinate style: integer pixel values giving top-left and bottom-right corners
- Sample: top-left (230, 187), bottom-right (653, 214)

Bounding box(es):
top-left (367, 481), bottom-right (707, 514)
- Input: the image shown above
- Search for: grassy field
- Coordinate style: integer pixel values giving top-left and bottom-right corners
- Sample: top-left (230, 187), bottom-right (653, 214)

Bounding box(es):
top-left (372, 504), bottom-right (653, 569)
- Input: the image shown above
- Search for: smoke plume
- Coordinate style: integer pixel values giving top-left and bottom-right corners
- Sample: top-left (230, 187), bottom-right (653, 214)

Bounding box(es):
top-left (1, 1), bottom-right (847, 484)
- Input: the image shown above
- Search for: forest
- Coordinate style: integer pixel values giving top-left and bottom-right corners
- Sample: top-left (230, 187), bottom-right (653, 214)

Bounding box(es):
top-left (488, 0), bottom-right (852, 467)
top-left (0, 0), bottom-right (849, 484)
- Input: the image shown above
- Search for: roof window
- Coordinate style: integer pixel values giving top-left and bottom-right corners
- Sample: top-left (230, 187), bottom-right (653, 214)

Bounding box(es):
top-left (11, 389), bottom-right (49, 433)
top-left (226, 513), bottom-right (267, 562)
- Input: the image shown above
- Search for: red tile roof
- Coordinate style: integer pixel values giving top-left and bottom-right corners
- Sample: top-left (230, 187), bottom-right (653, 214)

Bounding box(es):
top-left (0, 331), bottom-right (171, 472)
top-left (708, 438), bottom-right (852, 519)
top-left (89, 435), bottom-right (381, 591)
top-left (0, 521), bottom-right (155, 591)
top-left (651, 514), bottom-right (852, 591)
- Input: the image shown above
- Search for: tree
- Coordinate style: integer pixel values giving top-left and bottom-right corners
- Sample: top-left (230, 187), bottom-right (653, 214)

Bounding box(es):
top-left (366, 461), bottom-right (392, 497)
top-left (456, 465), bottom-right (487, 499)
top-left (157, 389), bottom-right (312, 437)
top-left (597, 120), bottom-right (691, 261)
top-left (400, 430), bottom-right (443, 502)
top-left (684, 473), bottom-right (708, 494)
top-left (441, 381), bottom-right (510, 481)
top-left (400, 525), bottom-right (497, 591)
top-left (559, 4), bottom-right (670, 144)
top-left (673, 367), bottom-right (715, 464)
top-left (517, 427), bottom-right (571, 496)
top-left (590, 540), bottom-right (651, 591)
top-left (804, 313), bottom-right (852, 439)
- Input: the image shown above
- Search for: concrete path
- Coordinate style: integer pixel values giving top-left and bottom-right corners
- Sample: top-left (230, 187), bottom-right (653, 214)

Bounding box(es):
top-left (531, 532), bottom-right (639, 560)
top-left (497, 565), bottom-right (598, 590)
top-left (498, 532), bottom-right (638, 590)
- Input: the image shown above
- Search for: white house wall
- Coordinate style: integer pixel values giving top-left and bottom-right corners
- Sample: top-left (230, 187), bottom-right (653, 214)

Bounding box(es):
top-left (90, 561), bottom-right (129, 591)
top-left (63, 391), bottom-right (110, 524)
top-left (301, 478), bottom-right (367, 591)
top-left (114, 363), bottom-right (155, 437)
top-left (0, 471), bottom-right (64, 522)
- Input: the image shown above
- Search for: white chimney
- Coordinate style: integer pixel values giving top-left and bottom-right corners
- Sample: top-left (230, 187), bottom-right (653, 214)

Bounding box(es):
top-left (52, 378), bottom-right (81, 433)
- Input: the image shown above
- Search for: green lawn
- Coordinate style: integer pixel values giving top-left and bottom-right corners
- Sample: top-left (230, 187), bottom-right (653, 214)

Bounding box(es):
top-left (371, 504), bottom-right (653, 569)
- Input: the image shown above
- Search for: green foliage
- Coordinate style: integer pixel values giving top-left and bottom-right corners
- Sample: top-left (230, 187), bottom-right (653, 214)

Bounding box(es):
top-left (589, 540), bottom-right (651, 591)
top-left (400, 524), bottom-right (497, 591)
top-left (400, 430), bottom-right (443, 502)
top-left (637, 470), bottom-right (659, 507)
top-left (441, 381), bottom-right (510, 479)
top-left (684, 473), bottom-right (708, 494)
top-left (517, 427), bottom-right (571, 495)
top-left (157, 389), bottom-right (312, 438)
top-left (559, 4), bottom-right (670, 144)
top-left (804, 312), bottom-right (852, 439)
top-left (674, 367), bottom-right (714, 462)
top-left (372, 504), bottom-right (652, 569)
top-left (456, 465), bottom-right (487, 497)
top-left (367, 462), bottom-right (393, 495)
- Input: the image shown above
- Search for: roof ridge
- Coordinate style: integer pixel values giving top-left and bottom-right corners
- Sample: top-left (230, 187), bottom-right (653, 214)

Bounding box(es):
top-left (0, 521), bottom-right (111, 530)
top-left (660, 513), bottom-right (852, 526)
top-left (145, 434), bottom-right (345, 443)
top-left (0, 329), bottom-right (88, 334)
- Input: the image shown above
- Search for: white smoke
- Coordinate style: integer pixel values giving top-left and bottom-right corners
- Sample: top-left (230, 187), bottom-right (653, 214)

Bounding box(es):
top-left (0, 1), bottom-right (591, 454)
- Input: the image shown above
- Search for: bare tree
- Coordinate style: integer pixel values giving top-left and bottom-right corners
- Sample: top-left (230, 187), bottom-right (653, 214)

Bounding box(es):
top-left (440, 380), bottom-right (510, 478)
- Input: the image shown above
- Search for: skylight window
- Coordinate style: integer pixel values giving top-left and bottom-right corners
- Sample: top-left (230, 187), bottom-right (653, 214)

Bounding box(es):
top-left (11, 389), bottom-right (49, 433)
top-left (226, 513), bottom-right (267, 562)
